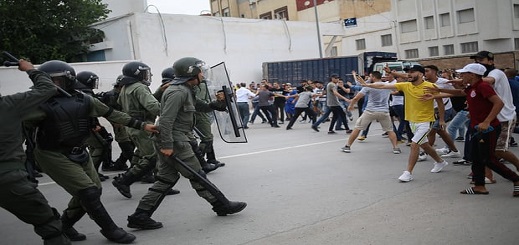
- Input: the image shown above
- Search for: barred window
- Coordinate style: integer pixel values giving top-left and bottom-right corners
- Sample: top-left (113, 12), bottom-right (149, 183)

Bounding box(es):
top-left (458, 8), bottom-right (475, 24)
top-left (400, 20), bottom-right (417, 33)
top-left (424, 16), bottom-right (434, 29)
top-left (440, 13), bottom-right (450, 27)
top-left (429, 46), bottom-right (439, 57)
top-left (381, 34), bottom-right (392, 47)
top-left (443, 44), bottom-right (454, 55)
top-left (405, 49), bottom-right (419, 59)
top-left (460, 41), bottom-right (478, 53)
top-left (356, 39), bottom-right (366, 50)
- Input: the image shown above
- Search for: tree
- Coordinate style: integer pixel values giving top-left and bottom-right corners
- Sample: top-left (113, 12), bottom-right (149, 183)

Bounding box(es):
top-left (0, 0), bottom-right (110, 64)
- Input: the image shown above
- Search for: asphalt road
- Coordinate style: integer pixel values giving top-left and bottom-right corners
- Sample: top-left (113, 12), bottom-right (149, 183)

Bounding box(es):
top-left (2, 119), bottom-right (518, 245)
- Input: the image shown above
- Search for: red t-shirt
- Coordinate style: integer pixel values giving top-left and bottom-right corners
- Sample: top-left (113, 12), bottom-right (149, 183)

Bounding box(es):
top-left (464, 80), bottom-right (500, 129)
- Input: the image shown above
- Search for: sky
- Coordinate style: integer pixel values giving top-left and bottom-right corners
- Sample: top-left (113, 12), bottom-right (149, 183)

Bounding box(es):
top-left (146, 0), bottom-right (211, 15)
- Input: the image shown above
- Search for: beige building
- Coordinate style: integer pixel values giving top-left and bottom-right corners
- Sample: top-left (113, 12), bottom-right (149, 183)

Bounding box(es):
top-left (209, 0), bottom-right (391, 22)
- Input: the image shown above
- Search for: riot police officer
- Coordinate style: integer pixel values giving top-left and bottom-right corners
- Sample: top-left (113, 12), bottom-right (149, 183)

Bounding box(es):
top-left (76, 71), bottom-right (113, 181)
top-left (97, 75), bottom-right (134, 171)
top-left (112, 61), bottom-right (161, 198)
top-left (0, 59), bottom-right (70, 244)
top-left (126, 57), bottom-right (246, 230)
top-left (28, 60), bottom-right (158, 243)
top-left (157, 67), bottom-right (221, 174)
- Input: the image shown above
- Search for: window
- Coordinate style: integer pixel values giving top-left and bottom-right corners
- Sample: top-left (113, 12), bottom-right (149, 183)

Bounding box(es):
top-left (514, 4), bottom-right (519, 18)
top-left (274, 6), bottom-right (289, 20)
top-left (458, 8), bottom-right (475, 24)
top-left (222, 8), bottom-right (230, 17)
top-left (460, 41), bottom-right (478, 53)
top-left (515, 38), bottom-right (519, 50)
top-left (356, 39), bottom-right (366, 50)
top-left (400, 20), bottom-right (417, 33)
top-left (259, 12), bottom-right (272, 19)
top-left (424, 16), bottom-right (434, 29)
top-left (443, 44), bottom-right (454, 55)
top-left (429, 46), bottom-right (439, 57)
top-left (405, 49), bottom-right (419, 59)
top-left (381, 34), bottom-right (392, 47)
top-left (440, 13), bottom-right (450, 27)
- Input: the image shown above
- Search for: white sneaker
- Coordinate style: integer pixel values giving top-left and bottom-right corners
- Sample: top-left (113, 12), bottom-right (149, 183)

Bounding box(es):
top-left (435, 146), bottom-right (449, 155)
top-left (431, 160), bottom-right (448, 173)
top-left (398, 171), bottom-right (413, 182)
top-left (418, 152), bottom-right (428, 161)
top-left (442, 150), bottom-right (461, 158)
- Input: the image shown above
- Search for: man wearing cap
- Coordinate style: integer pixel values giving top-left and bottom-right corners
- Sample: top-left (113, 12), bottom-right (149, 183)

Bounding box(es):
top-left (424, 63), bottom-right (519, 196)
top-left (469, 51), bottom-right (519, 175)
top-left (357, 65), bottom-right (448, 182)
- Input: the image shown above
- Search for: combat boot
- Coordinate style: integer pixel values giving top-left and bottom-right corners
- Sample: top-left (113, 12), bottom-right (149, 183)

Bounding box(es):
top-left (127, 210), bottom-right (163, 230)
top-left (61, 211), bottom-right (86, 241)
top-left (111, 158), bottom-right (129, 171)
top-left (201, 162), bottom-right (220, 174)
top-left (112, 173), bottom-right (136, 198)
top-left (78, 187), bottom-right (136, 244)
top-left (211, 200), bottom-right (247, 216)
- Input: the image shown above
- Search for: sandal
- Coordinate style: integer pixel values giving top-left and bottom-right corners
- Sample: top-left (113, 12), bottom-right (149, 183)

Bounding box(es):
top-left (460, 187), bottom-right (489, 195)
top-left (514, 185), bottom-right (519, 197)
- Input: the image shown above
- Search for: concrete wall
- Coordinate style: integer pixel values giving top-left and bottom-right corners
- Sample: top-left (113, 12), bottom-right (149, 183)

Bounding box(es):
top-left (0, 61), bottom-right (131, 97)
top-left (94, 13), bottom-right (345, 90)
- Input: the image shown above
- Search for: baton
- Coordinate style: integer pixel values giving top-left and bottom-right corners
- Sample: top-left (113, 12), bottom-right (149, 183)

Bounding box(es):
top-left (169, 154), bottom-right (225, 200)
top-left (2, 51), bottom-right (72, 97)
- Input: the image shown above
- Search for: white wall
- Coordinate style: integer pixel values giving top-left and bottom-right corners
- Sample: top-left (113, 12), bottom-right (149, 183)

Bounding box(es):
top-left (94, 13), bottom-right (345, 90)
top-left (0, 61), bottom-right (131, 96)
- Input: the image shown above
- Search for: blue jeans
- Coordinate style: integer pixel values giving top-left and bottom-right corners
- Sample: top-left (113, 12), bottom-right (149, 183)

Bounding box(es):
top-left (447, 110), bottom-right (469, 140)
top-left (313, 105), bottom-right (331, 127)
top-left (237, 102), bottom-right (250, 127)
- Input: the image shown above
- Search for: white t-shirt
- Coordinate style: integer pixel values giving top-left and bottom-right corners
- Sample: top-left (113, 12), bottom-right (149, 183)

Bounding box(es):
top-left (388, 79), bottom-right (404, 106)
top-left (488, 69), bottom-right (517, 121)
top-left (433, 77), bottom-right (453, 110)
top-left (236, 87), bottom-right (255, 103)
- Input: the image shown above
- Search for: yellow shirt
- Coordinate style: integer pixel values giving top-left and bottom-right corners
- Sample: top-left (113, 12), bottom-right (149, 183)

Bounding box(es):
top-left (394, 81), bottom-right (437, 123)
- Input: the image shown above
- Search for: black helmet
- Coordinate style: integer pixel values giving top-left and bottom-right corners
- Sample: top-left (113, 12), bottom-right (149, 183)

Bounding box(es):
top-left (38, 60), bottom-right (77, 91)
top-left (171, 57), bottom-right (206, 84)
top-left (113, 74), bottom-right (124, 87)
top-left (76, 71), bottom-right (99, 89)
top-left (122, 61), bottom-right (152, 85)
top-left (161, 67), bottom-right (175, 84)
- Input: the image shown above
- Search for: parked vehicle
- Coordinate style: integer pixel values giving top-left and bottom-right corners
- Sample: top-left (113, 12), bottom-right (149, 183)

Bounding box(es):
top-left (262, 52), bottom-right (397, 86)
top-left (372, 61), bottom-right (421, 76)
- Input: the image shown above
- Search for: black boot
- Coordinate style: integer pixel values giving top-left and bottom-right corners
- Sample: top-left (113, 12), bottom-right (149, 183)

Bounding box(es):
top-left (112, 172), bottom-right (138, 198)
top-left (61, 211), bottom-right (87, 241)
top-left (112, 158), bottom-right (129, 171)
top-left (127, 209), bottom-right (163, 230)
top-left (78, 187), bottom-right (136, 244)
top-left (98, 173), bottom-right (109, 182)
top-left (211, 200), bottom-right (247, 216)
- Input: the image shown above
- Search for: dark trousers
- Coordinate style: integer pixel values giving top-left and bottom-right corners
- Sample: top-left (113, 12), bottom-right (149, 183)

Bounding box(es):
top-left (237, 102), bottom-right (250, 127)
top-left (287, 107), bottom-right (316, 128)
top-left (273, 102), bottom-right (285, 122)
top-left (470, 125), bottom-right (519, 186)
top-left (329, 106), bottom-right (349, 132)
top-left (260, 105), bottom-right (277, 126)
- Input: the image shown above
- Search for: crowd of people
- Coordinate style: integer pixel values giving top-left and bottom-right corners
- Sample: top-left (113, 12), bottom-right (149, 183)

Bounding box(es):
top-left (236, 50), bottom-right (519, 197)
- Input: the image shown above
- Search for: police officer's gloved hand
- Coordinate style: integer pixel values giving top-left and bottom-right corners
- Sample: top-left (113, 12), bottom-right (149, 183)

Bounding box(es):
top-left (209, 101), bottom-right (227, 111)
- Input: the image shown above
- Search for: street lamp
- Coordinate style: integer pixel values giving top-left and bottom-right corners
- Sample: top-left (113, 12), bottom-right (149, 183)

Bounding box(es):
top-left (305, 0), bottom-right (323, 58)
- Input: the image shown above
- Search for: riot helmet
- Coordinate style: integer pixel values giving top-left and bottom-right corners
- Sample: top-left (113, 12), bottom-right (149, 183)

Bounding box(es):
top-left (171, 57), bottom-right (207, 84)
top-left (161, 67), bottom-right (175, 84)
top-left (76, 71), bottom-right (99, 89)
top-left (38, 60), bottom-right (77, 92)
top-left (122, 61), bottom-right (152, 86)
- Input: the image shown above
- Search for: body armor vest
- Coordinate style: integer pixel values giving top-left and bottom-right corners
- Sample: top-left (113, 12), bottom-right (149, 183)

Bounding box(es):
top-left (37, 93), bottom-right (92, 151)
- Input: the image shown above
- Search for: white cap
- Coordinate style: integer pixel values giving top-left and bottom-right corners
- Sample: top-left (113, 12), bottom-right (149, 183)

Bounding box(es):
top-left (456, 63), bottom-right (486, 75)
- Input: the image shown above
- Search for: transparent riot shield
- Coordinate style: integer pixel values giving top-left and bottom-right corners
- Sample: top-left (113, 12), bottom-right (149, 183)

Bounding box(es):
top-left (205, 62), bottom-right (247, 143)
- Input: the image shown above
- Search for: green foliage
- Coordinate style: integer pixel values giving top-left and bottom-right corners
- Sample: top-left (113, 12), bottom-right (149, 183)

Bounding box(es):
top-left (0, 0), bottom-right (110, 64)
